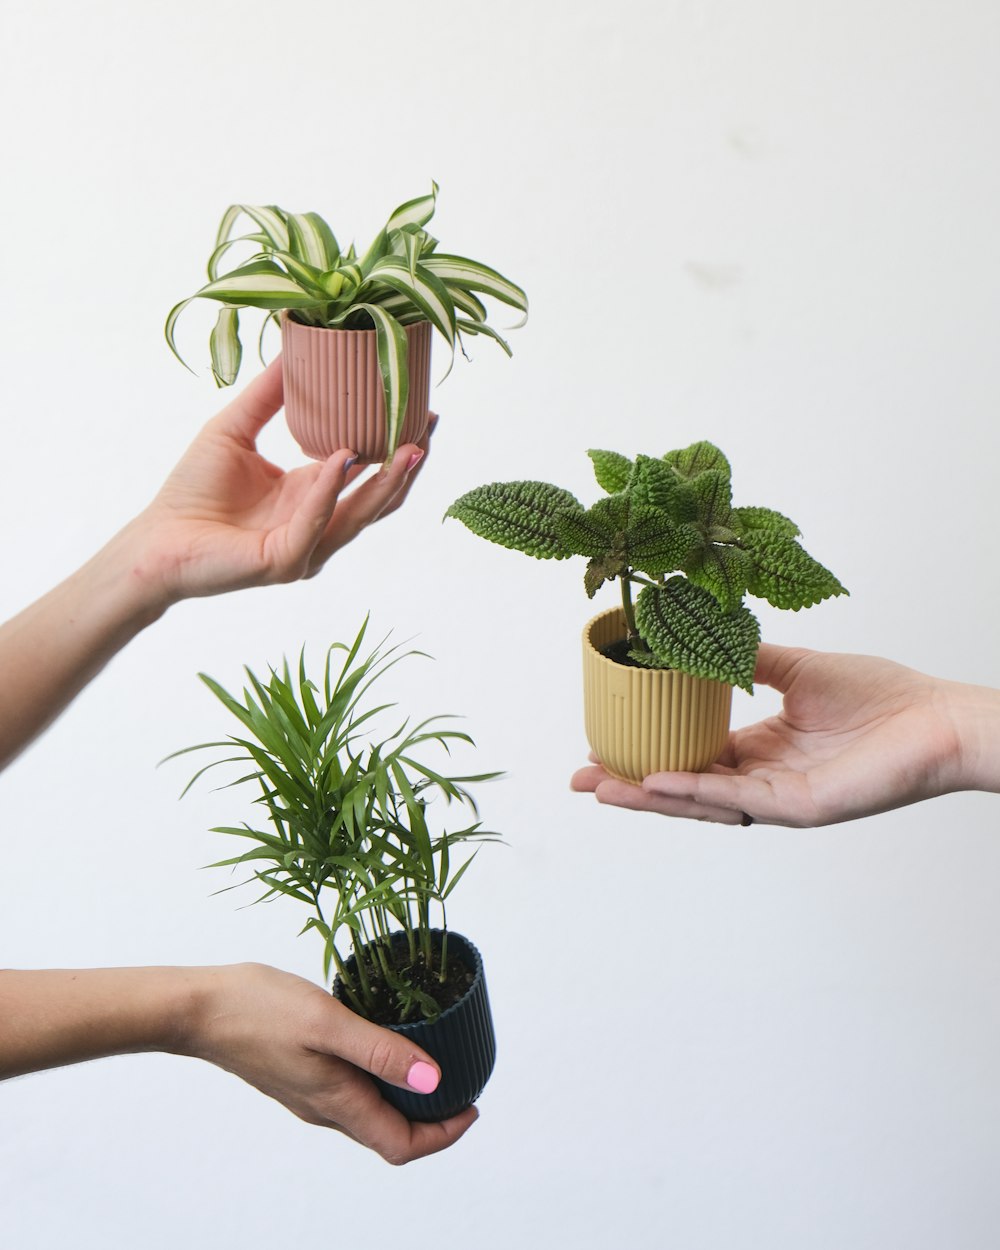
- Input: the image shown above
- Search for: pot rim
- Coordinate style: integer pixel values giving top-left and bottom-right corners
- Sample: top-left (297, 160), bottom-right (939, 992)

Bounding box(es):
top-left (582, 605), bottom-right (732, 690)
top-left (334, 928), bottom-right (485, 1027)
top-left (281, 311), bottom-right (432, 336)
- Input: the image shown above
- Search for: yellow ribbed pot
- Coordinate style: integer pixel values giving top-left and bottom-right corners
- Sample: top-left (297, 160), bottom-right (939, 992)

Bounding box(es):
top-left (282, 316), bottom-right (432, 463)
top-left (582, 607), bottom-right (733, 782)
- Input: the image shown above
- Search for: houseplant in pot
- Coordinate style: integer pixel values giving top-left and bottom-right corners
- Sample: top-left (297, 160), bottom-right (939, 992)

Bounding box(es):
top-left (445, 441), bottom-right (847, 781)
top-left (169, 618), bottom-right (501, 1122)
top-left (166, 184), bottom-right (528, 463)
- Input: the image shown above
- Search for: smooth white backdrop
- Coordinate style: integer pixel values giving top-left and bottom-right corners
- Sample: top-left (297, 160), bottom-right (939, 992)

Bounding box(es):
top-left (2, 2), bottom-right (1000, 1247)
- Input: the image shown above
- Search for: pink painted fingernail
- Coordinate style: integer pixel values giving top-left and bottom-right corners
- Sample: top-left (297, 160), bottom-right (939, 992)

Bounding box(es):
top-left (406, 449), bottom-right (425, 473)
top-left (406, 1060), bottom-right (439, 1094)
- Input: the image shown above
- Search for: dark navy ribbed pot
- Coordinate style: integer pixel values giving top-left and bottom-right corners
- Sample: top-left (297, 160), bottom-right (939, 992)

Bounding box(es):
top-left (332, 930), bottom-right (496, 1123)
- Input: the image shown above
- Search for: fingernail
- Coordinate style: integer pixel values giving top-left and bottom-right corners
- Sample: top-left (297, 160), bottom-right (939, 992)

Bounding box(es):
top-left (343, 453), bottom-right (358, 471)
top-left (406, 1060), bottom-right (439, 1094)
top-left (406, 449), bottom-right (425, 474)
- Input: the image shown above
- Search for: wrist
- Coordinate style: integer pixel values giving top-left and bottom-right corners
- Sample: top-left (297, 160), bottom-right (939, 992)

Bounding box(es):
top-left (938, 679), bottom-right (1000, 795)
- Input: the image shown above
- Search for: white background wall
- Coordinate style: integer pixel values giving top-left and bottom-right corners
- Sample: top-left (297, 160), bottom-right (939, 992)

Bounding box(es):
top-left (2, 1), bottom-right (1000, 1246)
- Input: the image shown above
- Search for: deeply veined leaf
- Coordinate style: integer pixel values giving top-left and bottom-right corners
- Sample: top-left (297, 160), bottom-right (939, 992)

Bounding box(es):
top-left (635, 577), bottom-right (760, 692)
top-left (743, 533), bottom-right (848, 610)
top-left (446, 481), bottom-right (583, 559)
top-left (686, 543), bottom-right (753, 613)
top-left (690, 468), bottom-right (733, 527)
top-left (664, 440), bottom-right (732, 482)
top-left (287, 211), bottom-right (340, 270)
top-left (386, 181), bottom-right (438, 231)
top-left (584, 554), bottom-right (626, 598)
top-left (209, 306), bottom-right (242, 387)
top-left (629, 455), bottom-right (682, 513)
top-left (624, 509), bottom-right (700, 577)
top-left (588, 449), bottom-right (633, 494)
top-left (422, 254), bottom-right (528, 318)
top-left (556, 494), bottom-right (629, 558)
top-left (731, 506), bottom-right (800, 539)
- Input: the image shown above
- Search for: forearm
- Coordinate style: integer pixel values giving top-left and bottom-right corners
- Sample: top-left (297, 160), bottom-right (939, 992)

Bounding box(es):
top-left (0, 966), bottom-right (199, 1080)
top-left (0, 518), bottom-right (169, 770)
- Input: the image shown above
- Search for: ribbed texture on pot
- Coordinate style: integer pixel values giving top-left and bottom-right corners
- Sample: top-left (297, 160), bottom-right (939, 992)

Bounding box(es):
top-left (333, 931), bottom-right (496, 1124)
top-left (583, 607), bottom-right (733, 782)
top-left (282, 317), bottom-right (432, 463)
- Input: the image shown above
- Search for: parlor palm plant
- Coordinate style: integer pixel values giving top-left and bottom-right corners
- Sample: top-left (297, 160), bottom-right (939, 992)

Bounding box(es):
top-left (166, 184), bottom-right (528, 462)
top-left (171, 619), bottom-right (500, 1029)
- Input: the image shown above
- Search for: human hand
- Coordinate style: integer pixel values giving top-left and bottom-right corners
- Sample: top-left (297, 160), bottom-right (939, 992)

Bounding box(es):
top-left (132, 359), bottom-right (432, 606)
top-left (181, 963), bottom-right (477, 1164)
top-left (571, 644), bottom-right (1000, 828)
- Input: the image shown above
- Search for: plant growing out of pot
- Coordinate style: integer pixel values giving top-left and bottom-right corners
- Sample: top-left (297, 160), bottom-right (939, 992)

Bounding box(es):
top-left (445, 441), bottom-right (847, 781)
top-left (170, 618), bottom-right (501, 1122)
top-left (166, 184), bottom-right (528, 464)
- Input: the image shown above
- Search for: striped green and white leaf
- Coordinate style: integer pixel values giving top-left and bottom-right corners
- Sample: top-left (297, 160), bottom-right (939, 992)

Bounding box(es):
top-left (329, 302), bottom-right (410, 455)
top-left (209, 307), bottom-right (242, 387)
top-left (422, 254), bottom-right (529, 318)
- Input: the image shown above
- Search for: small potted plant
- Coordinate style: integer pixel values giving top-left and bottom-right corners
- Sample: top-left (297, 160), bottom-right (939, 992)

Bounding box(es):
top-left (446, 441), bottom-right (847, 781)
top-left (170, 618), bottom-right (501, 1122)
top-left (166, 184), bottom-right (528, 463)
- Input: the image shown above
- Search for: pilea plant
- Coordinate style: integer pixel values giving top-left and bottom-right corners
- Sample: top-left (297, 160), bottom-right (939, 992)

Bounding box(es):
top-left (171, 619), bottom-right (500, 1025)
top-left (446, 441), bottom-right (847, 691)
top-left (166, 184), bottom-right (528, 458)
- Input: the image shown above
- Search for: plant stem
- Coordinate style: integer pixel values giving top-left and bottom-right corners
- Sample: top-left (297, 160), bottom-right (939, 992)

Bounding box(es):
top-left (620, 576), bottom-right (648, 649)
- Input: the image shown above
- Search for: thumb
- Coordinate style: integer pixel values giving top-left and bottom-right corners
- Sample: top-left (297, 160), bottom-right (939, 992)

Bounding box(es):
top-left (754, 642), bottom-right (814, 694)
top-left (321, 999), bottom-right (442, 1096)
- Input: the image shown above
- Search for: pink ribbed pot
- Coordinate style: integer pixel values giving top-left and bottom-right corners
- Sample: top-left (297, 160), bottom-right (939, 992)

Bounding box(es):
top-left (582, 607), bottom-right (733, 782)
top-left (281, 316), bottom-right (432, 463)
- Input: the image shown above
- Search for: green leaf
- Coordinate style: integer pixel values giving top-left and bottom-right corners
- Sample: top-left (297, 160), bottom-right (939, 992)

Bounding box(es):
top-left (421, 254), bottom-right (528, 318)
top-left (743, 534), bottom-right (848, 610)
top-left (386, 182), bottom-right (439, 232)
top-left (287, 211), bottom-right (340, 270)
top-left (209, 306), bottom-right (242, 387)
top-left (588, 449), bottom-right (633, 494)
top-left (556, 494), bottom-right (629, 558)
top-left (663, 440), bottom-right (732, 482)
top-left (330, 302), bottom-right (409, 458)
top-left (445, 481), bottom-right (583, 559)
top-left (686, 543), bottom-right (753, 613)
top-left (690, 468), bottom-right (733, 528)
top-left (584, 554), bottom-right (626, 598)
top-left (194, 263), bottom-right (320, 310)
top-left (362, 255), bottom-right (457, 346)
top-left (624, 508), bottom-right (699, 577)
top-left (628, 455), bottom-right (677, 511)
top-left (731, 506), bottom-right (800, 539)
top-left (635, 577), bottom-right (760, 691)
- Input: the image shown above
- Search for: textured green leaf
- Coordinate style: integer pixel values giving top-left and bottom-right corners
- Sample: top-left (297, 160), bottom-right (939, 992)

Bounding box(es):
top-left (584, 554), bottom-right (626, 598)
top-left (690, 468), bottom-right (733, 528)
top-left (628, 455), bottom-right (677, 511)
top-left (446, 481), bottom-right (583, 559)
top-left (624, 508), bottom-right (699, 577)
top-left (686, 543), bottom-right (753, 613)
top-left (731, 506), bottom-right (800, 539)
top-left (743, 534), bottom-right (848, 610)
top-left (556, 494), bottom-right (629, 558)
top-left (635, 577), bottom-right (760, 691)
top-left (588, 449), bottom-right (633, 494)
top-left (664, 440), bottom-right (732, 482)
